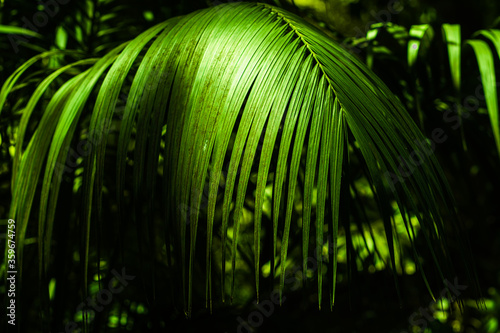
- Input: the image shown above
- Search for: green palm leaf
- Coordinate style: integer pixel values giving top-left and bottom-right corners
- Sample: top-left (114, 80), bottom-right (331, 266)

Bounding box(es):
top-left (467, 30), bottom-right (500, 156)
top-left (2, 2), bottom-right (470, 319)
top-left (442, 24), bottom-right (461, 92)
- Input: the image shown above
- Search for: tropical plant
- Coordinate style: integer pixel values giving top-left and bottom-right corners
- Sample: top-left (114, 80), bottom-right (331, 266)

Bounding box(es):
top-left (349, 21), bottom-right (500, 157)
top-left (1, 1), bottom-right (494, 332)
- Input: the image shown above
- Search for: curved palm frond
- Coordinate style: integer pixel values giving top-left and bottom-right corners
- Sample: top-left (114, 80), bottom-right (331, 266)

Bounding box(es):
top-left (465, 30), bottom-right (500, 156)
top-left (2, 2), bottom-right (474, 319)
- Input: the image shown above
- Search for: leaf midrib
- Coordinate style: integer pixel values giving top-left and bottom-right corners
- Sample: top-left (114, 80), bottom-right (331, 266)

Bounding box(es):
top-left (261, 3), bottom-right (343, 111)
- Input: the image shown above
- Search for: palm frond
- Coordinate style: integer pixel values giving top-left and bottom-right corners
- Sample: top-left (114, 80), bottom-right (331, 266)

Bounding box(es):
top-left (467, 30), bottom-right (500, 156)
top-left (1, 2), bottom-right (470, 319)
